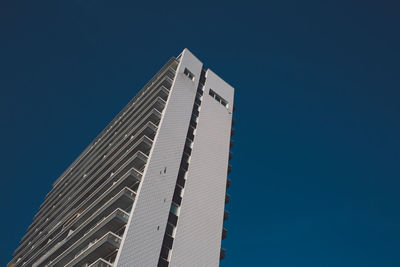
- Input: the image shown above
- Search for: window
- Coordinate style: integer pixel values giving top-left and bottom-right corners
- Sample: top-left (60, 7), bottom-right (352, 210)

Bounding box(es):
top-left (209, 89), bottom-right (229, 108)
top-left (209, 90), bottom-right (215, 98)
top-left (183, 68), bottom-right (195, 81)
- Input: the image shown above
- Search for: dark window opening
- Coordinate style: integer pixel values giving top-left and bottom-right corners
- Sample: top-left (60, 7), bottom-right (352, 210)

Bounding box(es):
top-left (209, 89), bottom-right (229, 108)
top-left (183, 68), bottom-right (195, 81)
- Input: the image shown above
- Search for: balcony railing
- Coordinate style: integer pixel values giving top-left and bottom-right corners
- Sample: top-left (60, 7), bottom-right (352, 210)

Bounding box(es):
top-left (26, 94), bottom-right (165, 237)
top-left (27, 96), bottom-right (161, 224)
top-left (13, 62), bottom-right (176, 263)
top-left (224, 211), bottom-right (229, 221)
top-left (88, 258), bottom-right (113, 267)
top-left (222, 228), bottom-right (227, 240)
top-left (225, 194), bottom-right (230, 204)
top-left (172, 191), bottom-right (182, 206)
top-left (48, 67), bottom-right (173, 192)
top-left (26, 186), bottom-right (136, 267)
top-left (226, 178), bottom-right (231, 189)
top-left (18, 129), bottom-right (152, 258)
top-left (64, 232), bottom-right (121, 267)
top-left (43, 209), bottom-right (128, 267)
top-left (20, 155), bottom-right (144, 263)
top-left (220, 248), bottom-right (226, 260)
top-left (158, 257), bottom-right (169, 267)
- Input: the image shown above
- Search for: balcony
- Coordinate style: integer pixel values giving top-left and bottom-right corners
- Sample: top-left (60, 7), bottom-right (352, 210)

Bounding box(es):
top-left (131, 135), bottom-right (153, 156)
top-left (225, 194), bottom-right (230, 204)
top-left (224, 211), bottom-right (229, 221)
top-left (168, 212), bottom-right (178, 227)
top-left (176, 172), bottom-right (186, 188)
top-left (227, 164), bottom-right (232, 174)
top-left (180, 160), bottom-right (189, 172)
top-left (63, 232), bottom-right (121, 267)
top-left (194, 96), bottom-right (201, 106)
top-left (25, 101), bottom-right (162, 234)
top-left (222, 228), bottom-right (227, 240)
top-left (229, 151), bottom-right (233, 161)
top-left (140, 121), bottom-right (158, 141)
top-left (70, 187), bottom-right (135, 234)
top-left (68, 153), bottom-right (144, 219)
top-left (62, 167), bottom-right (140, 232)
top-left (18, 144), bottom-right (148, 257)
top-left (21, 168), bottom-right (142, 263)
top-left (88, 258), bottom-right (113, 267)
top-left (163, 233), bottom-right (174, 250)
top-left (27, 186), bottom-right (136, 267)
top-left (158, 257), bottom-right (169, 267)
top-left (159, 245), bottom-right (170, 262)
top-left (190, 117), bottom-right (197, 129)
top-left (155, 85), bottom-right (170, 102)
top-left (220, 248), bottom-right (226, 260)
top-left (183, 145), bottom-right (192, 156)
top-left (226, 178), bottom-right (231, 189)
top-left (44, 209), bottom-right (128, 266)
top-left (192, 107), bottom-right (199, 117)
top-left (172, 191), bottom-right (182, 206)
top-left (11, 63), bottom-right (175, 262)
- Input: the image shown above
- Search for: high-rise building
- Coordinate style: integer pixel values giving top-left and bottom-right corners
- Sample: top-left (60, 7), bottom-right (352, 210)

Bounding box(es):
top-left (9, 49), bottom-right (234, 267)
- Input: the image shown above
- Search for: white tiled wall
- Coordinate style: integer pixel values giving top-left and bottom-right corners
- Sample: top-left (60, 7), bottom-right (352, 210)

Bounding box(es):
top-left (115, 49), bottom-right (203, 267)
top-left (169, 70), bottom-right (234, 267)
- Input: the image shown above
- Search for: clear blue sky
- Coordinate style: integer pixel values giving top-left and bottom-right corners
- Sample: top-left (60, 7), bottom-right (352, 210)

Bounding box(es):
top-left (1, 0), bottom-right (399, 266)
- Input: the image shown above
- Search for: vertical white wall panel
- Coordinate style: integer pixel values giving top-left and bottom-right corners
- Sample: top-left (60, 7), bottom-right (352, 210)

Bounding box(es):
top-left (115, 49), bottom-right (203, 267)
top-left (169, 70), bottom-right (234, 267)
